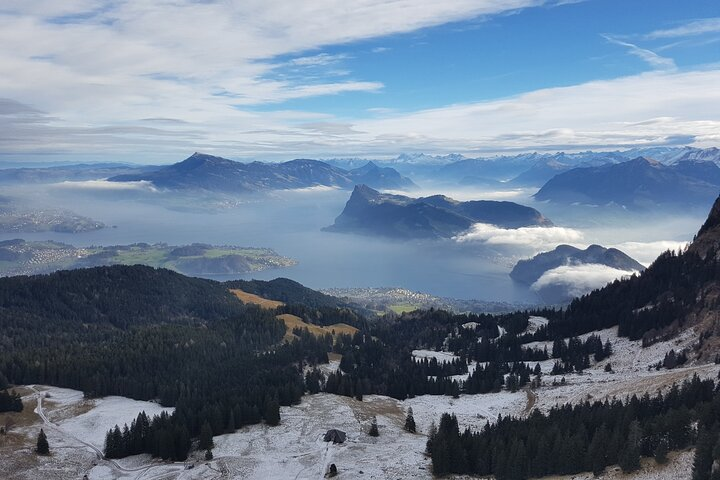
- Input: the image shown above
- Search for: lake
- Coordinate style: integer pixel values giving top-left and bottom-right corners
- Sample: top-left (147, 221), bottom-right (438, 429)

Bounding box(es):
top-left (0, 184), bottom-right (702, 303)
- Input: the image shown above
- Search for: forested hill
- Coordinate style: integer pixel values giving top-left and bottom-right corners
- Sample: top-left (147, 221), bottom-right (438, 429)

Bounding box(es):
top-left (0, 264), bottom-right (338, 462)
top-left (0, 264), bottom-right (243, 328)
top-left (225, 277), bottom-right (342, 309)
top-left (542, 195), bottom-right (720, 355)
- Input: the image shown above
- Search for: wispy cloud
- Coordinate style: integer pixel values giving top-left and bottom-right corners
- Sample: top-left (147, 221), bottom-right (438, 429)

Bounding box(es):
top-left (602, 35), bottom-right (676, 71)
top-left (288, 53), bottom-right (349, 67)
top-left (645, 18), bottom-right (720, 39)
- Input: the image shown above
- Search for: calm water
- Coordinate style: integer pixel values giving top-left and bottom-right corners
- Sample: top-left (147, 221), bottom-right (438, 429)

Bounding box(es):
top-left (1, 187), bottom-right (537, 302)
top-left (4, 184), bottom-right (703, 303)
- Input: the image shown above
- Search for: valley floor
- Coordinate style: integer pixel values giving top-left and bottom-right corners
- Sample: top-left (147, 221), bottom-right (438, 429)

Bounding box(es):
top-left (1, 325), bottom-right (716, 479)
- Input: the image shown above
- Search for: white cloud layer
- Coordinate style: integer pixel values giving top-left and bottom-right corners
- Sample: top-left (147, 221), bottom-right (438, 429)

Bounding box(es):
top-left (531, 263), bottom-right (638, 298)
top-left (454, 223), bottom-right (584, 251)
top-left (610, 240), bottom-right (689, 266)
top-left (51, 179), bottom-right (158, 192)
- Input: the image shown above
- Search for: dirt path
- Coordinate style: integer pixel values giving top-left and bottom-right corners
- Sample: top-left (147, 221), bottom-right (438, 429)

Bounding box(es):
top-left (28, 386), bottom-right (187, 480)
top-left (523, 387), bottom-right (538, 416)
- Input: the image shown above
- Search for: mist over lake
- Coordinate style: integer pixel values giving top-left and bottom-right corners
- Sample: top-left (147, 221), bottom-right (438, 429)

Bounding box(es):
top-left (0, 183), bottom-right (703, 304)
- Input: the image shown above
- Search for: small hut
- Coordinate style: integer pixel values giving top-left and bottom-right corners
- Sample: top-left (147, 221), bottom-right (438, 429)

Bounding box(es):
top-left (323, 429), bottom-right (346, 444)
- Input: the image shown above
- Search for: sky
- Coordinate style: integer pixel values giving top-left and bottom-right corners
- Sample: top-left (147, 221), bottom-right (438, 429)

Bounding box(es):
top-left (0, 0), bottom-right (719, 163)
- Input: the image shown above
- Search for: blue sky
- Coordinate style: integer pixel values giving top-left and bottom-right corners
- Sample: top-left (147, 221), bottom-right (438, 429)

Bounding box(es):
top-left (267, 0), bottom-right (720, 116)
top-left (0, 0), bottom-right (719, 162)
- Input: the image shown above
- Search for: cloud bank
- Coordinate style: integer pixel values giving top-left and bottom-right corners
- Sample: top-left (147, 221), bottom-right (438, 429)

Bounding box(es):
top-left (531, 263), bottom-right (638, 299)
top-left (454, 223), bottom-right (584, 251)
top-left (610, 240), bottom-right (689, 266)
top-left (51, 179), bottom-right (158, 192)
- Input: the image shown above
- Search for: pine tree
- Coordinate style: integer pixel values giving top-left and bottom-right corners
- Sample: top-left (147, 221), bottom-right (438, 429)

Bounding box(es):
top-left (205, 449), bottom-right (213, 461)
top-left (104, 430), bottom-right (116, 458)
top-left (199, 421), bottom-right (214, 451)
top-left (225, 410), bottom-right (236, 434)
top-left (619, 420), bottom-right (641, 473)
top-left (426, 421), bottom-right (437, 454)
top-left (36, 428), bottom-right (49, 455)
top-left (588, 424), bottom-right (609, 475)
top-left (264, 397), bottom-right (280, 426)
top-left (404, 407), bottom-right (416, 433)
top-left (368, 416), bottom-right (379, 437)
top-left (157, 428), bottom-right (174, 460)
top-left (654, 437), bottom-right (669, 465)
top-left (693, 426), bottom-right (716, 480)
top-left (0, 371), bottom-right (8, 390)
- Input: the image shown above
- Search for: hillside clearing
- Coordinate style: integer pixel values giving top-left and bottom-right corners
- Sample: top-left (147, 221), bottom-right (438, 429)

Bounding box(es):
top-left (230, 288), bottom-right (285, 309)
top-left (276, 313), bottom-right (359, 342)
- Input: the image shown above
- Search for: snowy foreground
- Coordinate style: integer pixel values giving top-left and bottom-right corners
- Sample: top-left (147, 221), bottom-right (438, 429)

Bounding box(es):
top-left (1, 326), bottom-right (718, 479)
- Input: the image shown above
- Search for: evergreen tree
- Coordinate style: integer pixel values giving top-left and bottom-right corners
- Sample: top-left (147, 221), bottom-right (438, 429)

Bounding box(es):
top-left (0, 371), bottom-right (8, 390)
top-left (225, 410), bottom-right (236, 434)
top-left (588, 424), bottom-right (609, 475)
top-left (654, 437), bottom-right (668, 465)
top-left (264, 397), bottom-right (280, 426)
top-left (369, 416), bottom-right (379, 437)
top-left (619, 420), bottom-right (641, 473)
top-left (199, 421), bottom-right (214, 451)
top-left (426, 421), bottom-right (437, 454)
top-left (693, 426), bottom-right (716, 480)
top-left (205, 449), bottom-right (213, 461)
top-left (404, 407), bottom-right (416, 433)
top-left (36, 428), bottom-right (49, 455)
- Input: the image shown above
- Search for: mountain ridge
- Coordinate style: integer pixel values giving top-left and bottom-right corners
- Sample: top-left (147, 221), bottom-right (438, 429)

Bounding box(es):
top-left (534, 156), bottom-right (720, 209)
top-left (109, 153), bottom-right (416, 192)
top-left (325, 185), bottom-right (552, 239)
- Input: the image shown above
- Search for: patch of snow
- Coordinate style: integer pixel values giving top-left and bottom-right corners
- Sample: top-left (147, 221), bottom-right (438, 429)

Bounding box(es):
top-left (60, 396), bottom-right (173, 450)
top-left (412, 349), bottom-right (459, 364)
top-left (525, 316), bottom-right (549, 335)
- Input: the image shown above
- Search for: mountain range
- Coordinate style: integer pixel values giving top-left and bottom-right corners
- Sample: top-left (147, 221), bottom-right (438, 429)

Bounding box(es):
top-left (534, 157), bottom-right (720, 209)
top-left (324, 185), bottom-right (551, 239)
top-left (323, 146), bottom-right (720, 187)
top-left (109, 153), bottom-right (416, 192)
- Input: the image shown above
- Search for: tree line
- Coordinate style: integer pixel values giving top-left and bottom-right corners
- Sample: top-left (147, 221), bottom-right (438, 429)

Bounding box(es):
top-left (429, 374), bottom-right (718, 479)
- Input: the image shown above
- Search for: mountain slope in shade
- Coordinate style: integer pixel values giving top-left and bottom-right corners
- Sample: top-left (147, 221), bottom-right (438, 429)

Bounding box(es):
top-left (543, 195), bottom-right (720, 360)
top-left (324, 185), bottom-right (552, 239)
top-left (510, 244), bottom-right (645, 286)
top-left (109, 153), bottom-right (416, 192)
top-left (534, 157), bottom-right (720, 209)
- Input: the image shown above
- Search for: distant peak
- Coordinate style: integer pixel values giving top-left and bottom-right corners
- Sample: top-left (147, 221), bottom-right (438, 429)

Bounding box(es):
top-left (628, 156), bottom-right (661, 167)
top-left (181, 152), bottom-right (231, 166)
top-left (353, 184), bottom-right (379, 195)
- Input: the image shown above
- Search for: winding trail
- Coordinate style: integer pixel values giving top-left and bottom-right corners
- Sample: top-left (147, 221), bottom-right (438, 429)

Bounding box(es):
top-left (27, 386), bottom-right (188, 479)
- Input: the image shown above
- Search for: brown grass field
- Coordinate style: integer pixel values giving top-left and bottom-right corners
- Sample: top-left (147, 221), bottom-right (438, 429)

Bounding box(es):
top-left (229, 289), bottom-right (358, 343)
top-left (229, 288), bottom-right (285, 309)
top-left (276, 313), bottom-right (358, 343)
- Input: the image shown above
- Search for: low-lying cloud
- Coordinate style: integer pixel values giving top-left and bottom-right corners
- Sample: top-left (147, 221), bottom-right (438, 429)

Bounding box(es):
top-left (51, 180), bottom-right (158, 192)
top-left (611, 240), bottom-right (689, 266)
top-left (454, 223), bottom-right (584, 251)
top-left (531, 263), bottom-right (639, 299)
